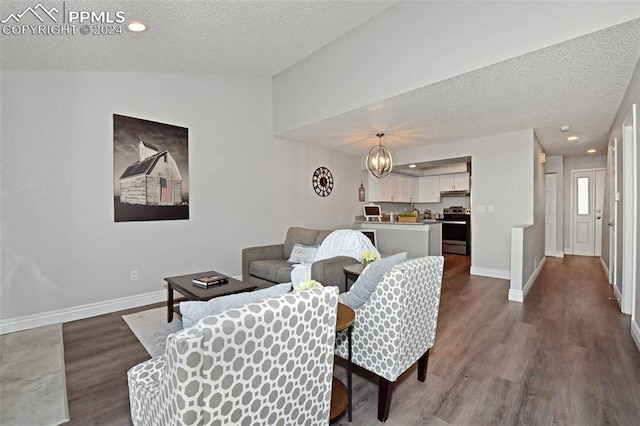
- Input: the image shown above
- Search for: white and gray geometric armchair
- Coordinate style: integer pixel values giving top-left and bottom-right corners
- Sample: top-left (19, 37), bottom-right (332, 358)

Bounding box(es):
top-left (128, 287), bottom-right (339, 426)
top-left (335, 256), bottom-right (445, 421)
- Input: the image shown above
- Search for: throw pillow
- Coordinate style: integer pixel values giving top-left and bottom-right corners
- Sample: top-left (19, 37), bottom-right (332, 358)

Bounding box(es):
top-left (287, 243), bottom-right (319, 264)
top-left (344, 252), bottom-right (408, 310)
top-left (180, 282), bottom-right (292, 328)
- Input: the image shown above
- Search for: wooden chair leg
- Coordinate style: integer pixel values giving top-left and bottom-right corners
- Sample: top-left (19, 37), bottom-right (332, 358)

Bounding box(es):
top-left (417, 349), bottom-right (430, 382)
top-left (378, 377), bottom-right (393, 422)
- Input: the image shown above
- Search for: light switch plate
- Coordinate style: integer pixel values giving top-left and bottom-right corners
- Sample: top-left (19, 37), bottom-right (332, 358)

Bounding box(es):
top-left (477, 205), bottom-right (486, 214)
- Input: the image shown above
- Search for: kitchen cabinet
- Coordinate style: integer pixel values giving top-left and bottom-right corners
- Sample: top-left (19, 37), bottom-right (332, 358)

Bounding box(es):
top-left (367, 176), bottom-right (381, 202)
top-left (439, 173), bottom-right (470, 192)
top-left (418, 176), bottom-right (440, 202)
top-left (368, 174), bottom-right (418, 202)
top-left (379, 176), bottom-right (392, 201)
top-left (395, 174), bottom-right (418, 202)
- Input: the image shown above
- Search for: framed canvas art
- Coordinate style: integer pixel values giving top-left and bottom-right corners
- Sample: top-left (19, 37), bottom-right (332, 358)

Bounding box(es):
top-left (113, 114), bottom-right (189, 222)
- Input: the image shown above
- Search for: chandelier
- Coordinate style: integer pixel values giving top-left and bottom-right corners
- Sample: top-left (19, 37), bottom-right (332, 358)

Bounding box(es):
top-left (366, 133), bottom-right (394, 179)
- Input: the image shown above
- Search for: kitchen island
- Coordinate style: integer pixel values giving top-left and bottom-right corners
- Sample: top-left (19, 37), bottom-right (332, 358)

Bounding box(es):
top-left (356, 220), bottom-right (442, 258)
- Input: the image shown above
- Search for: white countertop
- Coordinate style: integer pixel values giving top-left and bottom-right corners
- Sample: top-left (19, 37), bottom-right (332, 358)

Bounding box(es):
top-left (354, 220), bottom-right (442, 226)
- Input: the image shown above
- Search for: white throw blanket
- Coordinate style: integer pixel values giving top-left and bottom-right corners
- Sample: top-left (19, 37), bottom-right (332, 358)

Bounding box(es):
top-left (291, 229), bottom-right (380, 287)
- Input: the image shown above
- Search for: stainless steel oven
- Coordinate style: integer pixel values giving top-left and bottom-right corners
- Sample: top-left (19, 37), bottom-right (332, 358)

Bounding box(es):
top-left (438, 207), bottom-right (471, 255)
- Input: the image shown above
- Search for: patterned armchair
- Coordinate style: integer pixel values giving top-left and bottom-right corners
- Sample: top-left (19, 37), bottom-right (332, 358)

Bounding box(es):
top-left (335, 256), bottom-right (444, 421)
top-left (128, 287), bottom-right (339, 426)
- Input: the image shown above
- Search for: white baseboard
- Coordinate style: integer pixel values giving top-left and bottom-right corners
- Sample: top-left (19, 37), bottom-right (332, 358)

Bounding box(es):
top-left (599, 257), bottom-right (609, 278)
top-left (523, 257), bottom-right (545, 298)
top-left (632, 320), bottom-right (640, 352)
top-left (555, 251), bottom-right (565, 258)
top-left (508, 257), bottom-right (546, 303)
top-left (0, 290), bottom-right (167, 335)
top-left (612, 284), bottom-right (625, 313)
top-left (564, 247), bottom-right (572, 255)
top-left (508, 289), bottom-right (524, 302)
top-left (470, 266), bottom-right (510, 280)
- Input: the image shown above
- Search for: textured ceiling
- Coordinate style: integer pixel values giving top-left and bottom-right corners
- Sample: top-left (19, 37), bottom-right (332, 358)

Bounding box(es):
top-left (278, 18), bottom-right (640, 159)
top-left (1, 1), bottom-right (639, 161)
top-left (0, 0), bottom-right (396, 75)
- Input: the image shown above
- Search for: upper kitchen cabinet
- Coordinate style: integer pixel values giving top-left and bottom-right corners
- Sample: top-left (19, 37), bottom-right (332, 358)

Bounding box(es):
top-left (368, 173), bottom-right (418, 202)
top-left (418, 176), bottom-right (440, 203)
top-left (395, 174), bottom-right (419, 203)
top-left (368, 175), bottom-right (382, 201)
top-left (439, 173), bottom-right (470, 192)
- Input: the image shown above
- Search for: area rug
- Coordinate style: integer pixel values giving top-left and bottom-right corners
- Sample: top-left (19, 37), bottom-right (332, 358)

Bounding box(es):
top-left (123, 307), bottom-right (182, 358)
top-left (0, 323), bottom-right (69, 425)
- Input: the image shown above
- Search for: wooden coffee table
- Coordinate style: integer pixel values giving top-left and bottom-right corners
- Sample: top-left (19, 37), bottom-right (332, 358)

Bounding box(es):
top-left (165, 271), bottom-right (257, 322)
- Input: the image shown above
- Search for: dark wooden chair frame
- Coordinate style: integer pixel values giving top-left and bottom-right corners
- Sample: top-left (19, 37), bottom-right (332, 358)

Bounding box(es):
top-left (377, 349), bottom-right (430, 422)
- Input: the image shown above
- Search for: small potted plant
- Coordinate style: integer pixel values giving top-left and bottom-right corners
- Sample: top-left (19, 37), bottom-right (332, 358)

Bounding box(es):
top-left (362, 250), bottom-right (378, 267)
top-left (294, 279), bottom-right (323, 291)
top-left (398, 211), bottom-right (419, 222)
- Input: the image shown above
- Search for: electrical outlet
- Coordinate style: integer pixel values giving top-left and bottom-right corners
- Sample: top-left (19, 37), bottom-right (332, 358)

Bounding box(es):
top-left (130, 270), bottom-right (138, 281)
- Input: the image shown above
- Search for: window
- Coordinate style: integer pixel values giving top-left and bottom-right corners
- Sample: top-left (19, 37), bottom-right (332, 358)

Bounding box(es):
top-left (577, 176), bottom-right (590, 215)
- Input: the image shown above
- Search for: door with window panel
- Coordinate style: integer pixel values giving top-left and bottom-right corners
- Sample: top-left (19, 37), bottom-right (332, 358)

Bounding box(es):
top-left (572, 170), bottom-right (605, 256)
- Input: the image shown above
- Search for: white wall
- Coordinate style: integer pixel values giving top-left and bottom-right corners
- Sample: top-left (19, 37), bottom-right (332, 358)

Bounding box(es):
top-left (527, 135), bottom-right (547, 278)
top-left (0, 70), bottom-right (362, 322)
top-left (637, 102), bottom-right (640, 346)
top-left (562, 155), bottom-right (607, 252)
top-left (394, 129), bottom-right (534, 277)
top-left (605, 56), bottom-right (640, 346)
top-left (508, 133), bottom-right (546, 301)
top-left (273, 1), bottom-right (640, 134)
top-left (636, 106), bottom-right (640, 349)
top-left (545, 155), bottom-right (564, 256)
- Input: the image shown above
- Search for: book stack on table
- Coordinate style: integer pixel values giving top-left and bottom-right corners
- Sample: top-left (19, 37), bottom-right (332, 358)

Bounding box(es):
top-left (192, 275), bottom-right (229, 288)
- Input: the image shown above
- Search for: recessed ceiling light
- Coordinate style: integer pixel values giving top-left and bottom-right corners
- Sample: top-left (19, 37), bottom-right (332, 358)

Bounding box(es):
top-left (567, 136), bottom-right (579, 141)
top-left (408, 164), bottom-right (417, 168)
top-left (560, 125), bottom-right (571, 132)
top-left (128, 21), bottom-right (146, 32)
top-left (587, 149), bottom-right (596, 154)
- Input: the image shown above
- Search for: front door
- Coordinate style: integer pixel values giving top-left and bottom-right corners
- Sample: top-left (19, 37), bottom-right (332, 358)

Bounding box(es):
top-left (571, 169), bottom-right (605, 256)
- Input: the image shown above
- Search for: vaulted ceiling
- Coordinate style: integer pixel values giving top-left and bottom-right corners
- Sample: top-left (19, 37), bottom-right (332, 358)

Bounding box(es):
top-left (2, 0), bottom-right (639, 160)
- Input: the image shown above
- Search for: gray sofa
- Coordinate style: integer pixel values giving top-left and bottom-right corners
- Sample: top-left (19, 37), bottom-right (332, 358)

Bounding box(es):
top-left (242, 227), bottom-right (358, 292)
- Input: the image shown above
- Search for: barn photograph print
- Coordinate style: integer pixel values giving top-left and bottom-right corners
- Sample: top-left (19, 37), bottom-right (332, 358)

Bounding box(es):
top-left (113, 114), bottom-right (189, 222)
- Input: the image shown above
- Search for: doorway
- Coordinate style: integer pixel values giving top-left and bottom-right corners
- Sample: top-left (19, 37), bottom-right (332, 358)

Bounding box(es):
top-left (608, 139), bottom-right (619, 289)
top-left (544, 173), bottom-right (557, 256)
top-left (570, 168), bottom-right (606, 256)
top-left (618, 103), bottom-right (637, 316)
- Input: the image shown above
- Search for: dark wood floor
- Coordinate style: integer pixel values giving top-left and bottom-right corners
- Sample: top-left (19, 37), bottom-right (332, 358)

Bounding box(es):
top-left (62, 255), bottom-right (640, 425)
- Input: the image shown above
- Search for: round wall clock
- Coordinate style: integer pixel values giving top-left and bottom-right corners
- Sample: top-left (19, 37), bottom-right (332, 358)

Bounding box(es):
top-left (312, 167), bottom-right (334, 197)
